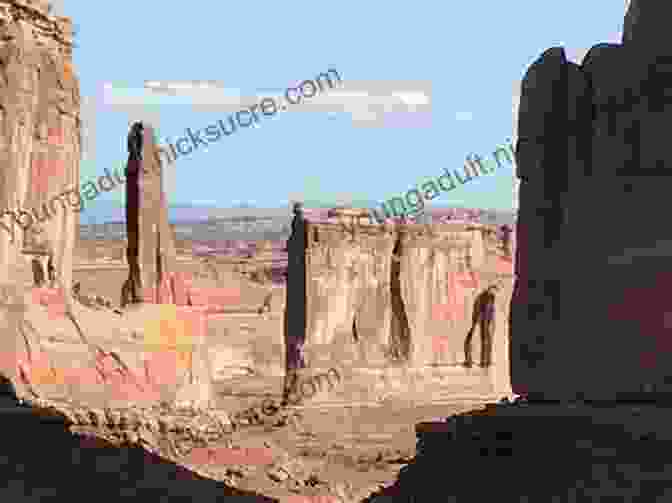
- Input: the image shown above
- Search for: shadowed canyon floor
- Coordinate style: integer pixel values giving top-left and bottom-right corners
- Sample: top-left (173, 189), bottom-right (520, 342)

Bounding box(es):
top-left (0, 374), bottom-right (487, 502)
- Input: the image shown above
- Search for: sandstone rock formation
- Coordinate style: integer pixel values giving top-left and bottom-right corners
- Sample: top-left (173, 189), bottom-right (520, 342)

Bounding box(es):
top-left (363, 4), bottom-right (672, 500)
top-left (121, 121), bottom-right (177, 307)
top-left (0, 274), bottom-right (229, 469)
top-left (0, 0), bottom-right (79, 294)
top-left (282, 202), bottom-right (307, 401)
top-left (0, 3), bottom-right (238, 476)
top-left (283, 206), bottom-right (514, 404)
top-left (247, 241), bottom-right (277, 285)
top-left (511, 0), bottom-right (672, 400)
top-left (1, 277), bottom-right (215, 406)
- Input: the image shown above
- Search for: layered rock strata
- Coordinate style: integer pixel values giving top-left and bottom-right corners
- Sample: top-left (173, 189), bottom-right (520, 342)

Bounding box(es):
top-left (284, 207), bottom-right (514, 404)
top-left (0, 0), bottom-right (79, 294)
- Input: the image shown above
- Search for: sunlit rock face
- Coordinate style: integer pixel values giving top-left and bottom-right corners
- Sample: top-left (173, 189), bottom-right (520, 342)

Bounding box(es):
top-left (0, 0), bottom-right (79, 292)
top-left (0, 2), bottom-right (219, 414)
top-left (284, 207), bottom-right (514, 403)
top-left (512, 0), bottom-right (672, 400)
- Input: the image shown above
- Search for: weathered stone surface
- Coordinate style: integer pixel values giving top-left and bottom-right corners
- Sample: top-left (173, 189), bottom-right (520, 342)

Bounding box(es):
top-left (0, 0), bottom-right (79, 294)
top-left (511, 1), bottom-right (672, 399)
top-left (283, 206), bottom-right (514, 404)
top-left (0, 280), bottom-right (214, 410)
top-left (0, 6), bottom-right (228, 463)
top-left (282, 203), bottom-right (307, 403)
top-left (622, 0), bottom-right (670, 52)
top-left (0, 276), bottom-right (241, 479)
top-left (122, 121), bottom-right (177, 307)
top-left (371, 397), bottom-right (672, 502)
top-left (512, 47), bottom-right (568, 397)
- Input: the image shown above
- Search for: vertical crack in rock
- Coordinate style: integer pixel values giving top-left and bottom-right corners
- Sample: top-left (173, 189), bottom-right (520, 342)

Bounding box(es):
top-left (388, 234), bottom-right (410, 362)
top-left (290, 206), bottom-right (513, 404)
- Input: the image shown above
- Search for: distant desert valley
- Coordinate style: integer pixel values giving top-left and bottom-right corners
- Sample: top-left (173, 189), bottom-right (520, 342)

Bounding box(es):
top-left (0, 1), bottom-right (523, 502)
top-left (63, 207), bottom-right (516, 501)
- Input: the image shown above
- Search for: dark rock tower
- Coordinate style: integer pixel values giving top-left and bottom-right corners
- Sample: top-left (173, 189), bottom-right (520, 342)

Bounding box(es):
top-left (121, 121), bottom-right (177, 307)
top-left (511, 0), bottom-right (672, 400)
top-left (282, 202), bottom-right (307, 403)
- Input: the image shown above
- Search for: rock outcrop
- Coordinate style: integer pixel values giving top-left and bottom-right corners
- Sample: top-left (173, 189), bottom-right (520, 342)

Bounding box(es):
top-left (512, 0), bottom-right (672, 400)
top-left (0, 278), bottom-right (214, 408)
top-left (0, 275), bottom-right (230, 471)
top-left (283, 206), bottom-right (514, 404)
top-left (0, 3), bottom-right (240, 478)
top-left (0, 0), bottom-right (79, 294)
top-left (121, 121), bottom-right (177, 306)
top-left (369, 5), bottom-right (672, 500)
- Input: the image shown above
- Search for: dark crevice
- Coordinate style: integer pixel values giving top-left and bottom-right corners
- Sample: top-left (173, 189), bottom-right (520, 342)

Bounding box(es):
top-left (388, 233), bottom-right (411, 362)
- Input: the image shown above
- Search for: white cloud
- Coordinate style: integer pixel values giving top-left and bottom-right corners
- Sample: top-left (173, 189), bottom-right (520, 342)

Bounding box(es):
top-left (145, 80), bottom-right (226, 91)
top-left (104, 84), bottom-right (249, 107)
top-left (393, 91), bottom-right (430, 106)
top-left (349, 109), bottom-right (381, 123)
top-left (105, 79), bottom-right (432, 129)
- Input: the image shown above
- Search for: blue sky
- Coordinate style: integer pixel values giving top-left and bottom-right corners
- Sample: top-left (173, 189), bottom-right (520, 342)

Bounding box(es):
top-left (53, 0), bottom-right (627, 216)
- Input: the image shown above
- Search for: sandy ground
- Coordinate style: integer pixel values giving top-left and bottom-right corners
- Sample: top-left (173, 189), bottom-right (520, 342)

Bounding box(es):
top-left (67, 238), bottom-right (496, 502)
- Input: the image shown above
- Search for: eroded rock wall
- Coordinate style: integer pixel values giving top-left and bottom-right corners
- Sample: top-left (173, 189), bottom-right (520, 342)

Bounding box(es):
top-left (0, 2), bottom-right (218, 417)
top-left (512, 0), bottom-right (672, 400)
top-left (0, 0), bottom-right (79, 292)
top-left (286, 212), bottom-right (514, 401)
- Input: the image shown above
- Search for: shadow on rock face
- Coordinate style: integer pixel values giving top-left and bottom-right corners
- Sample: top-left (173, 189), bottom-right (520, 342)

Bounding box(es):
top-left (0, 381), bottom-right (277, 502)
top-left (362, 399), bottom-right (672, 502)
